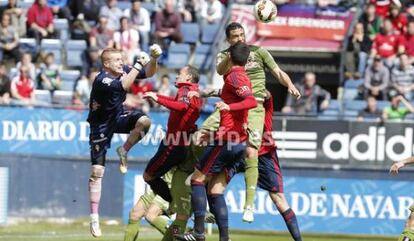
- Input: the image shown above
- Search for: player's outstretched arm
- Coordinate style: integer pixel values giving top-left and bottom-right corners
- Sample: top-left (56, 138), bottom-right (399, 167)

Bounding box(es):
top-left (145, 44), bottom-right (162, 77)
top-left (121, 52), bottom-right (150, 90)
top-left (390, 156), bottom-right (414, 174)
top-left (144, 91), bottom-right (190, 112)
top-left (271, 66), bottom-right (301, 99)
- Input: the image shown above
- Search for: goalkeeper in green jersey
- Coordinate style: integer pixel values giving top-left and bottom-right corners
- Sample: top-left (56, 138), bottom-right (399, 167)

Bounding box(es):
top-left (200, 22), bottom-right (301, 223)
top-left (124, 169), bottom-right (175, 241)
top-left (390, 157), bottom-right (414, 241)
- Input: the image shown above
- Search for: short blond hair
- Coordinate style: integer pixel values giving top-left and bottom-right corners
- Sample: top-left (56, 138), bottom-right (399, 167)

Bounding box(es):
top-left (101, 48), bottom-right (122, 64)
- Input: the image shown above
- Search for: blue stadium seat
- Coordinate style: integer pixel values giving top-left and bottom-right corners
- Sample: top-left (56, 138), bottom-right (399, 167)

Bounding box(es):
top-left (40, 39), bottom-right (62, 65)
top-left (19, 38), bottom-right (39, 57)
top-left (343, 88), bottom-right (359, 100)
top-left (18, 0), bottom-right (34, 8)
top-left (199, 74), bottom-right (208, 87)
top-left (377, 100), bottom-right (390, 110)
top-left (181, 23), bottom-right (200, 44)
top-left (52, 90), bottom-right (73, 106)
top-left (34, 89), bottom-right (52, 105)
top-left (141, 2), bottom-right (156, 13)
top-left (60, 70), bottom-right (81, 91)
top-left (8, 67), bottom-right (18, 79)
top-left (117, 1), bottom-right (131, 10)
top-left (54, 18), bottom-right (69, 42)
top-left (202, 96), bottom-right (220, 113)
top-left (343, 110), bottom-right (358, 121)
top-left (344, 79), bottom-right (364, 89)
top-left (0, 0), bottom-right (7, 6)
top-left (345, 100), bottom-right (366, 111)
top-left (201, 24), bottom-right (220, 44)
top-left (327, 99), bottom-right (340, 110)
top-left (66, 40), bottom-right (87, 67)
top-left (193, 44), bottom-right (212, 71)
top-left (165, 43), bottom-right (191, 69)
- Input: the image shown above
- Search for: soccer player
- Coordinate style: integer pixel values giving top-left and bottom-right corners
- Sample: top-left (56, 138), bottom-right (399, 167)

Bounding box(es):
top-left (226, 92), bottom-right (302, 241)
top-left (390, 157), bottom-right (414, 241)
top-left (201, 22), bottom-right (301, 223)
top-left (175, 42), bottom-right (257, 241)
top-left (124, 169), bottom-right (175, 241)
top-left (142, 65), bottom-right (202, 203)
top-left (87, 44), bottom-right (162, 237)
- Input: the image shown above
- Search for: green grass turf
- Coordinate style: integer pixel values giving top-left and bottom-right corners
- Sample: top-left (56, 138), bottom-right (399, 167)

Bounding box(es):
top-left (0, 220), bottom-right (398, 241)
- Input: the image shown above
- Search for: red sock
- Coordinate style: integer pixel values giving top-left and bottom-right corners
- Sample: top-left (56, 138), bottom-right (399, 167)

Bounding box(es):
top-left (123, 141), bottom-right (133, 152)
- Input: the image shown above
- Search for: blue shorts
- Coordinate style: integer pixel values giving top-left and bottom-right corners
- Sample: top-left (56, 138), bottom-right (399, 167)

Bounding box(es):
top-left (226, 150), bottom-right (284, 193)
top-left (89, 110), bottom-right (146, 165)
top-left (196, 141), bottom-right (246, 175)
top-left (145, 141), bottom-right (187, 178)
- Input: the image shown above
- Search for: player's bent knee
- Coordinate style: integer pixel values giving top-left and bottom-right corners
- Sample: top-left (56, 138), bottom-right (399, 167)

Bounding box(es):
top-left (89, 165), bottom-right (105, 182)
top-left (137, 116), bottom-right (151, 131)
top-left (143, 172), bottom-right (153, 182)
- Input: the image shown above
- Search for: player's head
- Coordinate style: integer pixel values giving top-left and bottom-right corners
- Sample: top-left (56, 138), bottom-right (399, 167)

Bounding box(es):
top-left (101, 48), bottom-right (124, 75)
top-left (225, 22), bottom-right (246, 46)
top-left (229, 42), bottom-right (250, 66)
top-left (175, 65), bottom-right (199, 86)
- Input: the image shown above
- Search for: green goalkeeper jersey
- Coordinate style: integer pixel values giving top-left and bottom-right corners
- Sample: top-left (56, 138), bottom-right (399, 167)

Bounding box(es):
top-left (217, 45), bottom-right (278, 99)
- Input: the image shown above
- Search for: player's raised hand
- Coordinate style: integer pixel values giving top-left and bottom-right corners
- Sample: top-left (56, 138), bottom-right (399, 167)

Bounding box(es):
top-left (149, 44), bottom-right (162, 59)
top-left (390, 161), bottom-right (405, 175)
top-left (134, 52), bottom-right (150, 71)
top-left (288, 84), bottom-right (301, 99)
top-left (216, 101), bottom-right (230, 111)
top-left (143, 91), bottom-right (158, 101)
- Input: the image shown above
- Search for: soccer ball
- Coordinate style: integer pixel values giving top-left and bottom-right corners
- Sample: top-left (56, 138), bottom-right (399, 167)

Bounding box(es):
top-left (254, 0), bottom-right (277, 23)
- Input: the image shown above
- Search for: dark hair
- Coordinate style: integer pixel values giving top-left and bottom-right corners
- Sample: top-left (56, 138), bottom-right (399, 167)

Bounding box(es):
top-left (186, 65), bottom-right (199, 83)
top-left (229, 42), bottom-right (250, 66)
top-left (225, 22), bottom-right (244, 38)
top-left (46, 52), bottom-right (55, 58)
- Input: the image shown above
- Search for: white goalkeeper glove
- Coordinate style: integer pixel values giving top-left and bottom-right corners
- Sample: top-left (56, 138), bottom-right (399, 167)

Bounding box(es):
top-left (149, 44), bottom-right (162, 59)
top-left (133, 52), bottom-right (150, 71)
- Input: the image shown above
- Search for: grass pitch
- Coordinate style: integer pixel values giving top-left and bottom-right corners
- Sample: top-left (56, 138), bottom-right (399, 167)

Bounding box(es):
top-left (0, 219), bottom-right (398, 241)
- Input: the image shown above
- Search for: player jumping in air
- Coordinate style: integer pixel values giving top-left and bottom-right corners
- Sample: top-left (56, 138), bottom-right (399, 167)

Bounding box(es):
top-left (390, 157), bottom-right (414, 241)
top-left (175, 42), bottom-right (257, 241)
top-left (86, 45), bottom-right (162, 237)
top-left (142, 65), bottom-right (202, 203)
top-left (200, 22), bottom-right (301, 223)
top-left (226, 92), bottom-right (302, 241)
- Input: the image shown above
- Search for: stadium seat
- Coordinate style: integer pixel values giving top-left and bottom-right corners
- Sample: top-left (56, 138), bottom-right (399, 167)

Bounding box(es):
top-left (66, 40), bottom-right (87, 67)
top-left (344, 110), bottom-right (358, 119)
top-left (326, 99), bottom-right (340, 110)
top-left (376, 100), bottom-right (390, 110)
top-left (181, 23), bottom-right (200, 44)
top-left (52, 90), bottom-right (73, 106)
top-left (344, 79), bottom-right (364, 89)
top-left (343, 88), bottom-right (359, 100)
top-left (19, 38), bottom-right (39, 57)
top-left (344, 100), bottom-right (366, 111)
top-left (141, 2), bottom-right (156, 13)
top-left (40, 39), bottom-right (62, 65)
top-left (199, 74), bottom-right (208, 87)
top-left (193, 44), bottom-right (212, 71)
top-left (54, 18), bottom-right (69, 42)
top-left (60, 70), bottom-right (81, 91)
top-left (17, 0), bottom-right (34, 8)
top-left (34, 89), bottom-right (52, 105)
top-left (8, 67), bottom-right (18, 79)
top-left (0, 0), bottom-right (7, 6)
top-left (165, 43), bottom-right (191, 69)
top-left (117, 1), bottom-right (131, 10)
top-left (201, 24), bottom-right (220, 44)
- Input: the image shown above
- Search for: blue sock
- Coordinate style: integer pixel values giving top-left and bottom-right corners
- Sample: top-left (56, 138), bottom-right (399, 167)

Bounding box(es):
top-left (281, 208), bottom-right (302, 241)
top-left (191, 181), bottom-right (207, 235)
top-left (208, 194), bottom-right (229, 241)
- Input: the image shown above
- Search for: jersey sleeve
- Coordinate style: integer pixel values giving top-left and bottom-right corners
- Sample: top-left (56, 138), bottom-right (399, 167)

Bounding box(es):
top-left (258, 47), bottom-right (278, 70)
top-left (123, 65), bottom-right (146, 79)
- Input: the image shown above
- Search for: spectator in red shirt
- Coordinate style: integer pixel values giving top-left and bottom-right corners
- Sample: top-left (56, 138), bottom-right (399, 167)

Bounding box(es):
top-left (388, 3), bottom-right (407, 35)
top-left (371, 0), bottom-right (401, 18)
top-left (153, 0), bottom-right (183, 46)
top-left (398, 21), bottom-right (414, 63)
top-left (371, 18), bottom-right (399, 67)
top-left (26, 0), bottom-right (55, 44)
top-left (10, 65), bottom-right (35, 106)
